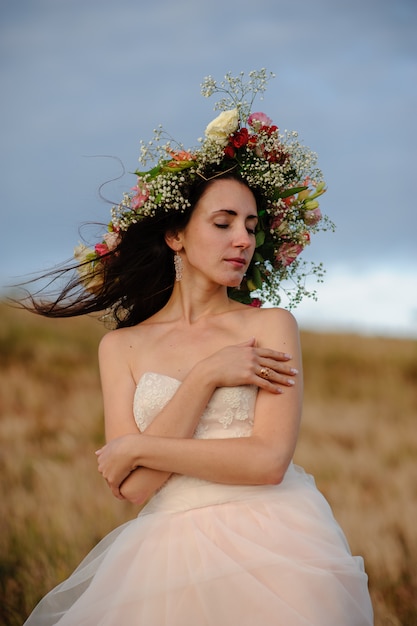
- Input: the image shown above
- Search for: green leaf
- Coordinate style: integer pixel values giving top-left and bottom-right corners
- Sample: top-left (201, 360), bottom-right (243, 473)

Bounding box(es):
top-left (255, 230), bottom-right (265, 247)
top-left (228, 287), bottom-right (252, 304)
top-left (252, 265), bottom-right (263, 289)
top-left (274, 186), bottom-right (307, 200)
top-left (160, 160), bottom-right (196, 173)
top-left (134, 164), bottom-right (162, 179)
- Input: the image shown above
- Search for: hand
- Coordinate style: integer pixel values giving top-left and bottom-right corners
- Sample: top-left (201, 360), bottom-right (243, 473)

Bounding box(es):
top-left (202, 338), bottom-right (298, 394)
top-left (95, 433), bottom-right (141, 499)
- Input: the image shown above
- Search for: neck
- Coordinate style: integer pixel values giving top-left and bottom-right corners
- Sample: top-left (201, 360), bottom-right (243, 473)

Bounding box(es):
top-left (161, 281), bottom-right (238, 325)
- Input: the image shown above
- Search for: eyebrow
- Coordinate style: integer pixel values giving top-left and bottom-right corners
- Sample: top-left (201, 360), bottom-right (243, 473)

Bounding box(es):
top-left (213, 209), bottom-right (258, 221)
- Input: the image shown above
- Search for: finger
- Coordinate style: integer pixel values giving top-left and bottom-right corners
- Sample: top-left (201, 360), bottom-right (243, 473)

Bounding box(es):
top-left (259, 357), bottom-right (298, 380)
top-left (251, 367), bottom-right (282, 394)
top-left (256, 375), bottom-right (284, 394)
top-left (256, 365), bottom-right (296, 391)
top-left (111, 484), bottom-right (123, 499)
top-left (257, 348), bottom-right (292, 361)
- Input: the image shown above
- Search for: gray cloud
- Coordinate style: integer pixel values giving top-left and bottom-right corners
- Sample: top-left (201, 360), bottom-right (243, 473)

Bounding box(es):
top-left (1, 0), bottom-right (416, 332)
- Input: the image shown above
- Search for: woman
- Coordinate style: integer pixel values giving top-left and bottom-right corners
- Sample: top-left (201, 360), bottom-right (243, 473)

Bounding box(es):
top-left (23, 71), bottom-right (373, 625)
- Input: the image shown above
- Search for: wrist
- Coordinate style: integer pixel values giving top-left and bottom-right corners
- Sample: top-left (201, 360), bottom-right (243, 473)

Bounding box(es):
top-left (127, 433), bottom-right (142, 469)
top-left (187, 359), bottom-right (218, 394)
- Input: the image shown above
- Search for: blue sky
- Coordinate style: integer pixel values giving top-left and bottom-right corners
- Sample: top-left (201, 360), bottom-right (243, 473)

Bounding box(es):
top-left (1, 0), bottom-right (416, 337)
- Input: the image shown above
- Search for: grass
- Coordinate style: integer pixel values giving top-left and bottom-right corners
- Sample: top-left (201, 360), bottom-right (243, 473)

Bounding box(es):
top-left (0, 303), bottom-right (416, 625)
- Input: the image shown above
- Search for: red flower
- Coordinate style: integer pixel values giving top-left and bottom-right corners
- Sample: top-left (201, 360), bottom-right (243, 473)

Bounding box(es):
top-left (250, 298), bottom-right (263, 308)
top-left (224, 144), bottom-right (235, 158)
top-left (230, 127), bottom-right (249, 149)
top-left (265, 147), bottom-right (289, 164)
top-left (259, 124), bottom-right (278, 136)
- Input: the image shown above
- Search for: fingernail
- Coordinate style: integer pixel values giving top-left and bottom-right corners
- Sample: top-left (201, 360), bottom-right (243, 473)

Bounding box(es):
top-left (290, 368), bottom-right (299, 375)
top-left (287, 379), bottom-right (295, 386)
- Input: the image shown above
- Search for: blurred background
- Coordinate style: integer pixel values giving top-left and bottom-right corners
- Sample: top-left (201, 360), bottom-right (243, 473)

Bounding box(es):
top-left (1, 4), bottom-right (417, 623)
top-left (1, 0), bottom-right (416, 337)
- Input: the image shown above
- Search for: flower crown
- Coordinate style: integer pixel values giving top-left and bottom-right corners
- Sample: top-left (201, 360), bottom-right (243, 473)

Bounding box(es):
top-left (75, 69), bottom-right (334, 307)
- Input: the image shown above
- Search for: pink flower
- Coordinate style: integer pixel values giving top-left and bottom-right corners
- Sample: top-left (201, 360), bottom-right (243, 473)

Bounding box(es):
top-left (103, 230), bottom-right (120, 251)
top-left (303, 207), bottom-right (322, 226)
top-left (250, 298), bottom-right (263, 308)
top-left (247, 112), bottom-right (273, 130)
top-left (276, 237), bottom-right (309, 267)
top-left (165, 150), bottom-right (196, 171)
top-left (131, 179), bottom-right (149, 210)
top-left (167, 150), bottom-right (194, 163)
top-left (270, 215), bottom-right (284, 230)
top-left (95, 242), bottom-right (109, 257)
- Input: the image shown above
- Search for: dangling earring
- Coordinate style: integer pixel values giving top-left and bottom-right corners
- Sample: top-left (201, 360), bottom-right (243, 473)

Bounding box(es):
top-left (174, 251), bottom-right (183, 282)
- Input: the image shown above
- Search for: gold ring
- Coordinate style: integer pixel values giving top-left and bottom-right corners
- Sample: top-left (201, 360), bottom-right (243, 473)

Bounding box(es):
top-left (260, 367), bottom-right (271, 379)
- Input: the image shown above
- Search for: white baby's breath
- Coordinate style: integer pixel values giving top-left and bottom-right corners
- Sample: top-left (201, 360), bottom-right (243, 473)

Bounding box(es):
top-left (76, 70), bottom-right (334, 307)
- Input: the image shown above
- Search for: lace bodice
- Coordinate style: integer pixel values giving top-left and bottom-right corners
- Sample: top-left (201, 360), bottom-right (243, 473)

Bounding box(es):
top-left (134, 372), bottom-right (257, 439)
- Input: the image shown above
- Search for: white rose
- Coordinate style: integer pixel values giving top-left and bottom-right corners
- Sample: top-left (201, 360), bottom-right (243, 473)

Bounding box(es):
top-left (205, 109), bottom-right (239, 146)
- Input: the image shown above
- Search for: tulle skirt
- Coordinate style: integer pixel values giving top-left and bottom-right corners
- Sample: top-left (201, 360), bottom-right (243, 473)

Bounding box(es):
top-left (24, 464), bottom-right (373, 625)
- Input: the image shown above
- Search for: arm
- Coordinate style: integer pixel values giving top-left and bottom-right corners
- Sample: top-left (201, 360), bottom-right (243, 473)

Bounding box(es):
top-left (98, 329), bottom-right (217, 503)
top-left (98, 309), bottom-right (302, 492)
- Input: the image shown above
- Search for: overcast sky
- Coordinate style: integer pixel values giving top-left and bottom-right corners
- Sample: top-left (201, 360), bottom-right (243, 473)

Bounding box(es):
top-left (1, 0), bottom-right (416, 337)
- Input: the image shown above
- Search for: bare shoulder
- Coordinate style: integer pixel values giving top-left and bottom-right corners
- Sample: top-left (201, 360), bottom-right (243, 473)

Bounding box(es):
top-left (256, 306), bottom-right (297, 323)
top-left (98, 324), bottom-right (145, 360)
top-left (245, 306), bottom-right (298, 333)
top-left (247, 306), bottom-right (300, 352)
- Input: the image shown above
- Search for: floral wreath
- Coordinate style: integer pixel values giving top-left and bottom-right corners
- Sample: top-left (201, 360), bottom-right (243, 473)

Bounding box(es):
top-left (75, 69), bottom-right (334, 307)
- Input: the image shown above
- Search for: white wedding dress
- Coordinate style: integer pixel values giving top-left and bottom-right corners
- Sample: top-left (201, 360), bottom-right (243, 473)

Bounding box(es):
top-left (24, 372), bottom-right (373, 625)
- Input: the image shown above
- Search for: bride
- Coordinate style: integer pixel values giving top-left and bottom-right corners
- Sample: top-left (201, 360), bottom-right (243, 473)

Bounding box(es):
top-left (23, 70), bottom-right (373, 625)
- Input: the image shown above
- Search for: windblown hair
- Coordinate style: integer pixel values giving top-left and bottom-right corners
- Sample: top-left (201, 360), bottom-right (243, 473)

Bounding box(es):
top-left (19, 173), bottom-right (263, 328)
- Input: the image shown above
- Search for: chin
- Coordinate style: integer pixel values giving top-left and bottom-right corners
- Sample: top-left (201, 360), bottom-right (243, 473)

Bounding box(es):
top-left (225, 278), bottom-right (243, 288)
top-left (218, 271), bottom-right (245, 289)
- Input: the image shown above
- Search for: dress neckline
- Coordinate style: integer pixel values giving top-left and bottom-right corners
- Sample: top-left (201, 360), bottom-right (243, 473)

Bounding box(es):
top-left (136, 371), bottom-right (183, 387)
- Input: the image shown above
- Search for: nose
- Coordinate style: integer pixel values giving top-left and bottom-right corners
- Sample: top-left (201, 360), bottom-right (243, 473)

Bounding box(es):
top-left (233, 224), bottom-right (252, 249)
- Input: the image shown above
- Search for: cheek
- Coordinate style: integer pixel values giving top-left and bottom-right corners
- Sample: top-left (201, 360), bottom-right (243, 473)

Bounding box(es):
top-left (182, 228), bottom-right (216, 262)
top-left (189, 225), bottom-right (219, 250)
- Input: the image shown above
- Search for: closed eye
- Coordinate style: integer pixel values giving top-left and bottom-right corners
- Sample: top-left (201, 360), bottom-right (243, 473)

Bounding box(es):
top-left (215, 223), bottom-right (256, 235)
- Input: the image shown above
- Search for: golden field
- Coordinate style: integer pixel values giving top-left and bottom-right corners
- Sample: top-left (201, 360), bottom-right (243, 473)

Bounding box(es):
top-left (0, 302), bottom-right (416, 625)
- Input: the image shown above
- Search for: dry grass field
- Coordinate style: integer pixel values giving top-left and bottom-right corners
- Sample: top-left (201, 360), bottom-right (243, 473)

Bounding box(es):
top-left (0, 302), bottom-right (416, 625)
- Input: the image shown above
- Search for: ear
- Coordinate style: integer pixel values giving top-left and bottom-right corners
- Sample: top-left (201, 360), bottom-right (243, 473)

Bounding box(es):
top-left (164, 230), bottom-right (183, 252)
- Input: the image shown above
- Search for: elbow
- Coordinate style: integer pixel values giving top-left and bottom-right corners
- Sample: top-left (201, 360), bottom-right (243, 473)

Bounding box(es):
top-left (120, 484), bottom-right (150, 506)
top-left (249, 436), bottom-right (293, 486)
top-left (266, 469), bottom-right (285, 485)
top-left (263, 467), bottom-right (285, 485)
top-left (258, 452), bottom-right (289, 485)
top-left (126, 493), bottom-right (149, 506)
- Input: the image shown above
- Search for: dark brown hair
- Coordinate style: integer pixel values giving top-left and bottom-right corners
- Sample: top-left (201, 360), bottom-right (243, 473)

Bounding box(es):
top-left (19, 173), bottom-right (262, 328)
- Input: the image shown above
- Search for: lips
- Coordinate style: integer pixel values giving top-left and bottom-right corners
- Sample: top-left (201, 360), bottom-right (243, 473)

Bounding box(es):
top-left (225, 257), bottom-right (246, 268)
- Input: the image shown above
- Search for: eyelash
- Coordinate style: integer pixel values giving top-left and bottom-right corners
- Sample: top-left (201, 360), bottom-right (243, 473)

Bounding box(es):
top-left (215, 224), bottom-right (256, 235)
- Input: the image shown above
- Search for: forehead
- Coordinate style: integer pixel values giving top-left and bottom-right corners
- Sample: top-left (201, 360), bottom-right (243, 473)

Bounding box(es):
top-left (195, 178), bottom-right (258, 215)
